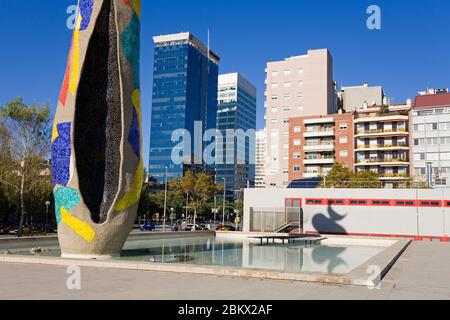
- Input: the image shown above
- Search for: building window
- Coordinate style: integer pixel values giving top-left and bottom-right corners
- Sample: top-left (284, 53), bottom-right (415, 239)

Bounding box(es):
top-left (297, 105), bottom-right (304, 111)
top-left (283, 106), bottom-right (291, 111)
top-left (298, 68), bottom-right (304, 74)
top-left (339, 123), bottom-right (348, 130)
top-left (298, 80), bottom-right (304, 87)
top-left (441, 153), bottom-right (450, 160)
top-left (283, 169), bottom-right (289, 174)
top-left (271, 95), bottom-right (278, 100)
top-left (415, 168), bottom-right (426, 175)
top-left (272, 71), bottom-right (278, 77)
top-left (284, 70), bottom-right (291, 76)
top-left (293, 126), bottom-right (301, 133)
top-left (293, 139), bottom-right (301, 146)
top-left (271, 119), bottom-right (278, 124)
top-left (414, 153), bottom-right (425, 161)
top-left (283, 94), bottom-right (291, 100)
top-left (339, 136), bottom-right (348, 144)
top-left (297, 93), bottom-right (303, 99)
top-left (271, 107), bottom-right (278, 112)
top-left (284, 82), bottom-right (291, 88)
top-left (271, 83), bottom-right (278, 88)
top-left (427, 153), bottom-right (439, 161)
top-left (283, 144), bottom-right (289, 149)
top-left (293, 152), bottom-right (301, 159)
top-left (283, 119), bottom-right (290, 124)
top-left (339, 150), bottom-right (348, 158)
top-left (293, 166), bottom-right (301, 172)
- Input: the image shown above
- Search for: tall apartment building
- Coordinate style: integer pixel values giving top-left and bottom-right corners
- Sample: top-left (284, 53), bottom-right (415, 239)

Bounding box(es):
top-left (354, 102), bottom-right (412, 188)
top-left (149, 32), bottom-right (220, 183)
top-left (340, 83), bottom-right (384, 110)
top-left (289, 113), bottom-right (354, 181)
top-left (412, 89), bottom-right (450, 187)
top-left (255, 129), bottom-right (266, 188)
top-left (215, 73), bottom-right (257, 199)
top-left (265, 49), bottom-right (335, 187)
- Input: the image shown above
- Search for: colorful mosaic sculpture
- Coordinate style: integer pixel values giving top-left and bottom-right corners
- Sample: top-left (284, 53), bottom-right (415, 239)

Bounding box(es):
top-left (51, 0), bottom-right (142, 259)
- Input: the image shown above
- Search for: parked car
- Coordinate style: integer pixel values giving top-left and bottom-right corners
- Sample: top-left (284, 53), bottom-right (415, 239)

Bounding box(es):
top-left (215, 225), bottom-right (236, 232)
top-left (0, 227), bottom-right (10, 235)
top-left (139, 223), bottom-right (156, 232)
top-left (184, 224), bottom-right (205, 231)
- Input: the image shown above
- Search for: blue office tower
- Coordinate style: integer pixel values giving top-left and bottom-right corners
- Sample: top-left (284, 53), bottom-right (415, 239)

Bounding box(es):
top-left (149, 33), bottom-right (220, 183)
top-left (216, 73), bottom-right (257, 200)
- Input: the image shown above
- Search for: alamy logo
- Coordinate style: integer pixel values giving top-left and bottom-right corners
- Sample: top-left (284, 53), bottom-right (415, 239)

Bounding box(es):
top-left (66, 265), bottom-right (81, 290)
top-left (367, 5), bottom-right (382, 30)
top-left (366, 265), bottom-right (382, 290)
top-left (170, 122), bottom-right (256, 166)
top-left (66, 5), bottom-right (78, 30)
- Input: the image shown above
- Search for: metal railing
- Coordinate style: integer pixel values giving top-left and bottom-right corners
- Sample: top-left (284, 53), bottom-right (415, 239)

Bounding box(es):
top-left (250, 208), bottom-right (302, 233)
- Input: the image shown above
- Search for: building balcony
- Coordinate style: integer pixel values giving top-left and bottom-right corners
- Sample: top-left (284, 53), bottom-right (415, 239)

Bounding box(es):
top-left (303, 129), bottom-right (335, 138)
top-left (379, 173), bottom-right (410, 180)
top-left (303, 117), bottom-right (335, 125)
top-left (355, 159), bottom-right (410, 167)
top-left (355, 144), bottom-right (409, 151)
top-left (303, 144), bottom-right (335, 152)
top-left (354, 128), bottom-right (409, 138)
top-left (303, 172), bottom-right (321, 178)
top-left (354, 112), bottom-right (409, 124)
top-left (303, 158), bottom-right (335, 165)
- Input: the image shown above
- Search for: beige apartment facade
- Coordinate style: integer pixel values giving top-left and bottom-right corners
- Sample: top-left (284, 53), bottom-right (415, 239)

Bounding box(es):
top-left (264, 49), bottom-right (335, 187)
top-left (255, 129), bottom-right (266, 188)
top-left (354, 102), bottom-right (413, 188)
top-left (340, 82), bottom-right (385, 110)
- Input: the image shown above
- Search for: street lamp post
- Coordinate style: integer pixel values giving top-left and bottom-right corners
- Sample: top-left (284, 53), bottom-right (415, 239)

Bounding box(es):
top-left (170, 207), bottom-right (175, 226)
top-left (163, 166), bottom-right (168, 232)
top-left (222, 177), bottom-right (226, 227)
top-left (45, 201), bottom-right (51, 232)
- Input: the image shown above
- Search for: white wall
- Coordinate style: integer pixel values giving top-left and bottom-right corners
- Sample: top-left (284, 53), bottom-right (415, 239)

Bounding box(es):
top-left (244, 188), bottom-right (450, 239)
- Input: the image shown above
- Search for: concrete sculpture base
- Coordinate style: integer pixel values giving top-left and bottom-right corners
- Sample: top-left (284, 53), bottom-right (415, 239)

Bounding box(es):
top-left (51, 0), bottom-right (142, 259)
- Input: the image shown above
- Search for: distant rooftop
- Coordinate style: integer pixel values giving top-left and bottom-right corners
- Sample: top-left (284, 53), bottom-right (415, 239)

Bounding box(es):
top-left (218, 73), bottom-right (257, 96)
top-left (267, 48), bottom-right (330, 64)
top-left (341, 82), bottom-right (383, 90)
top-left (153, 32), bottom-right (220, 63)
top-left (414, 92), bottom-right (450, 109)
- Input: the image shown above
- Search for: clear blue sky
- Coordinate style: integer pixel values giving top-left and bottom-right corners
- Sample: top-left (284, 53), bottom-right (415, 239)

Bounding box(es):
top-left (1, 0), bottom-right (449, 167)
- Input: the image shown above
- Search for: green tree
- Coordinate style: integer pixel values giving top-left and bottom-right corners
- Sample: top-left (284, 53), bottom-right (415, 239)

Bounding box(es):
top-left (149, 190), bottom-right (185, 217)
top-left (380, 104), bottom-right (390, 114)
top-left (321, 162), bottom-right (354, 188)
top-left (169, 172), bottom-right (222, 228)
top-left (234, 199), bottom-right (243, 217)
top-left (0, 98), bottom-right (51, 234)
top-left (320, 162), bottom-right (382, 189)
top-left (350, 170), bottom-right (381, 188)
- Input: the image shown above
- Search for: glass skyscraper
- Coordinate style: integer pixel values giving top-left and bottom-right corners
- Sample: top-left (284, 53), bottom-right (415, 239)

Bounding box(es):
top-left (216, 73), bottom-right (257, 200)
top-left (149, 33), bottom-right (220, 183)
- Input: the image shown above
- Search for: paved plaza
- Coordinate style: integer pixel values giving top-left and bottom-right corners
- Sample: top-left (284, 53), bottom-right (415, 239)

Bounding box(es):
top-left (0, 241), bottom-right (449, 300)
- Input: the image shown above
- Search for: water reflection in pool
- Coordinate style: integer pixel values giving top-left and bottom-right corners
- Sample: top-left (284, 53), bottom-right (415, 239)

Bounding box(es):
top-left (118, 236), bottom-right (383, 274)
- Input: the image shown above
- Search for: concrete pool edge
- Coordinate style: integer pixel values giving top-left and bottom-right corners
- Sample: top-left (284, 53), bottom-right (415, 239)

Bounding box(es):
top-left (349, 238), bottom-right (412, 286)
top-left (0, 236), bottom-right (412, 287)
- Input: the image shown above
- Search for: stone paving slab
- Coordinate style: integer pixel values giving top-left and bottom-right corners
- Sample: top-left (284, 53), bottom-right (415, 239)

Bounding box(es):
top-left (0, 241), bottom-right (449, 300)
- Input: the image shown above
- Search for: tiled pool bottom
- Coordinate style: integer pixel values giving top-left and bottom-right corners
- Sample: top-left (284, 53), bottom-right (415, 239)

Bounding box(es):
top-left (12, 236), bottom-right (387, 275)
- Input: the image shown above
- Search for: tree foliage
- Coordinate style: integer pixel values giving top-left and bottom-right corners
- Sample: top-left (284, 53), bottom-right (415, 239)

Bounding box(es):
top-left (0, 98), bottom-right (52, 229)
top-left (169, 172), bottom-right (222, 226)
top-left (321, 162), bottom-right (381, 188)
